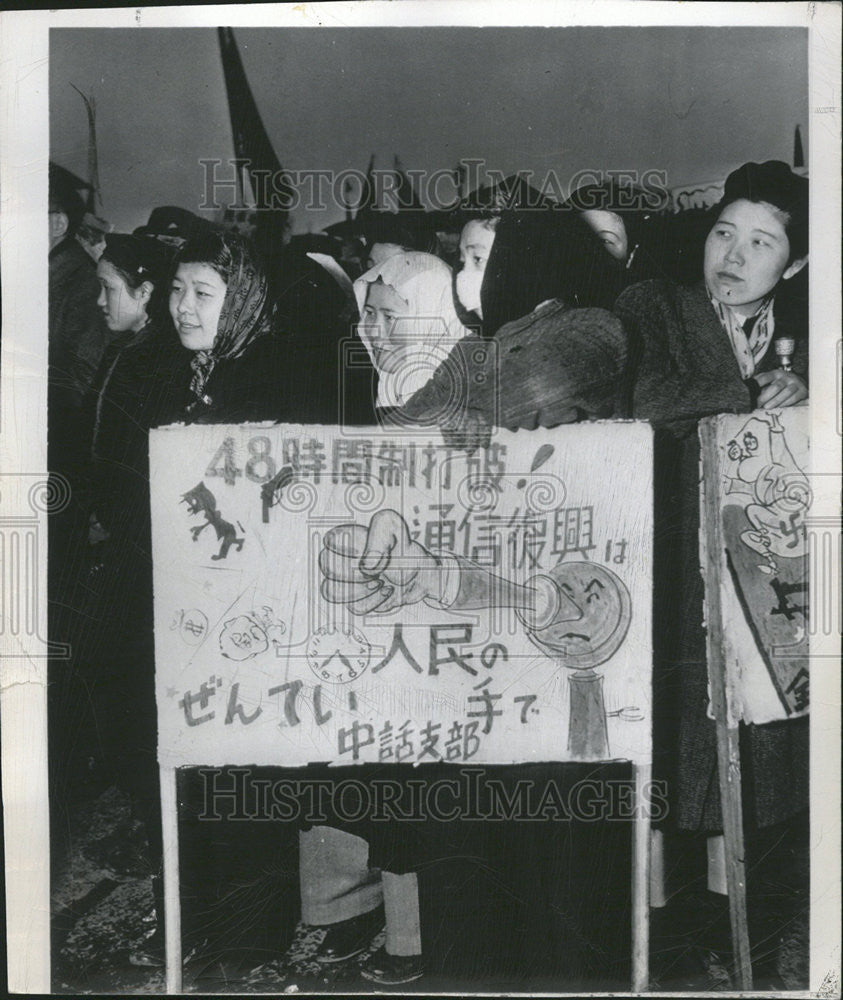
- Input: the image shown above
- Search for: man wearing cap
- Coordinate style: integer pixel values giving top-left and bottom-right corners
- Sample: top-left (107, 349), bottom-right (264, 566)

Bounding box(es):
top-left (48, 165), bottom-right (111, 479)
top-left (132, 204), bottom-right (213, 249)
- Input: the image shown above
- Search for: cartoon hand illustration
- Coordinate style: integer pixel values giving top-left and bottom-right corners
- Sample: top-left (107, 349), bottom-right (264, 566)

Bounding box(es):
top-left (320, 510), bottom-right (445, 615)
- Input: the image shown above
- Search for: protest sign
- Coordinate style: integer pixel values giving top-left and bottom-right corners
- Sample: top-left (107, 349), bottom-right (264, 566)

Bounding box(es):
top-left (150, 422), bottom-right (654, 768)
top-left (700, 407), bottom-right (810, 725)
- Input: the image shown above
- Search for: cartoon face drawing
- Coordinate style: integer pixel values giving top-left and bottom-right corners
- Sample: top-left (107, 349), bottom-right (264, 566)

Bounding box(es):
top-left (722, 413), bottom-right (811, 562)
top-left (219, 615), bottom-right (270, 661)
top-left (726, 429), bottom-right (759, 464)
top-left (526, 562), bottom-right (632, 670)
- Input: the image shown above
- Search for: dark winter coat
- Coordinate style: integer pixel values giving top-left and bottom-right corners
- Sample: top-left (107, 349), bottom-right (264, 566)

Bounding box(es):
top-left (400, 299), bottom-right (626, 445)
top-left (175, 326), bottom-right (376, 428)
top-left (615, 278), bottom-right (809, 830)
top-left (89, 320), bottom-right (190, 546)
top-left (49, 237), bottom-right (111, 474)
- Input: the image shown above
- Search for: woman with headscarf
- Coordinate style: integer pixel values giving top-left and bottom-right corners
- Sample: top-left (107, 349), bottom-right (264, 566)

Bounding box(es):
top-left (353, 250), bottom-right (470, 416)
top-left (83, 231), bottom-right (290, 967)
top-left (172, 231), bottom-right (390, 975)
top-left (615, 161), bottom-right (809, 964)
top-left (169, 229), bottom-right (285, 423)
top-left (283, 250), bottom-right (472, 987)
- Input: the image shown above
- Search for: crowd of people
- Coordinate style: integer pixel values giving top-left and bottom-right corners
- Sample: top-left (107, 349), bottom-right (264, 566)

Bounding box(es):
top-left (47, 158), bottom-right (809, 987)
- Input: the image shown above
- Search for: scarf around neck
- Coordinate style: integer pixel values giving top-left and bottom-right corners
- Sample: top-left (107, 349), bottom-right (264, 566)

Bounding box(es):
top-left (707, 288), bottom-right (775, 379)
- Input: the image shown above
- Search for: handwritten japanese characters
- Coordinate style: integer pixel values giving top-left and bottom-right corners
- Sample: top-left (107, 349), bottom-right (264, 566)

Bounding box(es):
top-left (150, 423), bottom-right (653, 767)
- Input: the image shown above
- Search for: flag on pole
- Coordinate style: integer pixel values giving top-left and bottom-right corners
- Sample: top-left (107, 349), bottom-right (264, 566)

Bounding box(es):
top-left (217, 27), bottom-right (294, 214)
top-left (393, 155), bottom-right (424, 210)
top-left (793, 124), bottom-right (804, 169)
top-left (70, 84), bottom-right (101, 212)
top-left (355, 154), bottom-right (378, 220)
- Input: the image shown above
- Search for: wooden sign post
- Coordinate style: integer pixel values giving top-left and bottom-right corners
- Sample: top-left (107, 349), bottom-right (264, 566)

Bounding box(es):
top-left (150, 421), bottom-right (654, 993)
top-left (699, 406), bottom-right (810, 991)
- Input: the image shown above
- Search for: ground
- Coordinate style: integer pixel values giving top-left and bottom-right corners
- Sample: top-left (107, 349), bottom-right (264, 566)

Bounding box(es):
top-left (51, 783), bottom-right (808, 994)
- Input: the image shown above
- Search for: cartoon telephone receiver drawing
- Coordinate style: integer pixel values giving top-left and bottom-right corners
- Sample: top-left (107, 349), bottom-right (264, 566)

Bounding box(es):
top-left (320, 510), bottom-right (632, 758)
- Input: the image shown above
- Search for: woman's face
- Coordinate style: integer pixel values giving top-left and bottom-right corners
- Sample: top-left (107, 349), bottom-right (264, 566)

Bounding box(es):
top-left (169, 262), bottom-right (227, 351)
top-left (581, 209), bottom-right (629, 261)
top-left (358, 280), bottom-right (411, 373)
top-left (96, 259), bottom-right (149, 333)
top-left (704, 199), bottom-right (804, 313)
top-left (455, 220), bottom-right (496, 316)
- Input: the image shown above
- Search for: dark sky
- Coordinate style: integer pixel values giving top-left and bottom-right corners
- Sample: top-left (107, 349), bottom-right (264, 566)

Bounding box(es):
top-left (50, 26), bottom-right (807, 233)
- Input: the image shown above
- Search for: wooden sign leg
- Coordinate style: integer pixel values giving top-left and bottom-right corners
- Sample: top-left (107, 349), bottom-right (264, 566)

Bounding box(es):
top-left (649, 828), bottom-right (668, 908)
top-left (631, 760), bottom-right (651, 992)
top-left (699, 419), bottom-right (752, 991)
top-left (714, 719), bottom-right (753, 990)
top-left (160, 765), bottom-right (183, 995)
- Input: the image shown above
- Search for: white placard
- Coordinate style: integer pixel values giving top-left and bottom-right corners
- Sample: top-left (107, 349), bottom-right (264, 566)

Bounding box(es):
top-left (151, 422), bottom-right (653, 768)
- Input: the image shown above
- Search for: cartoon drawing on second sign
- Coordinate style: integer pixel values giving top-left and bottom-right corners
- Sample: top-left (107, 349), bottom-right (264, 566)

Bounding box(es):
top-left (319, 509), bottom-right (634, 759)
top-left (180, 480), bottom-right (245, 560)
top-left (720, 412), bottom-right (811, 716)
top-left (722, 412), bottom-right (810, 570)
top-left (219, 607), bottom-right (287, 661)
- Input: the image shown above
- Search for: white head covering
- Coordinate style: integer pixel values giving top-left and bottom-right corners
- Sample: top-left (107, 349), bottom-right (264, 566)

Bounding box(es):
top-left (353, 251), bottom-right (468, 407)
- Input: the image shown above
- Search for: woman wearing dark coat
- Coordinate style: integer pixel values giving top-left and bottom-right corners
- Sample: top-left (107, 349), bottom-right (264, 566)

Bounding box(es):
top-left (62, 234), bottom-right (183, 784)
top-left (401, 206), bottom-right (627, 444)
top-left (476, 206), bottom-right (623, 339)
top-left (615, 160), bottom-right (810, 835)
top-left (168, 232), bottom-right (384, 970)
top-left (49, 233), bottom-right (187, 965)
top-left (84, 231), bottom-right (298, 965)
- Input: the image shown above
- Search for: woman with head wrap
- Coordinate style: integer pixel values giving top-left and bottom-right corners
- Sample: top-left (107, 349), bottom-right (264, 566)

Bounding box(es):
top-left (302, 250), bottom-right (471, 985)
top-left (354, 250), bottom-right (470, 414)
top-left (174, 231), bottom-right (391, 972)
top-left (75, 231), bottom-right (297, 967)
top-left (169, 229), bottom-right (288, 423)
top-left (615, 161), bottom-right (809, 958)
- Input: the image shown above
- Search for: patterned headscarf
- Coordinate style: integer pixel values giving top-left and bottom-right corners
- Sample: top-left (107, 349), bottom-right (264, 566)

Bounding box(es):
top-left (353, 251), bottom-right (469, 408)
top-left (178, 232), bottom-right (272, 405)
